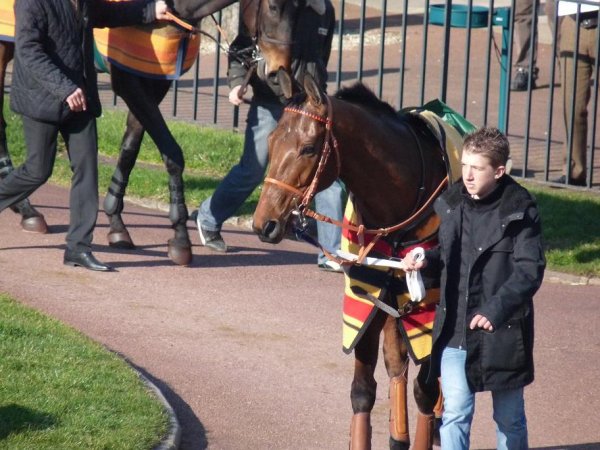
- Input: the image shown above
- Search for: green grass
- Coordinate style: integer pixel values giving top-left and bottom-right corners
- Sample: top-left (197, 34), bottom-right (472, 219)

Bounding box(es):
top-left (5, 105), bottom-right (260, 215)
top-left (0, 294), bottom-right (169, 449)
top-left (3, 103), bottom-right (600, 276)
top-left (528, 184), bottom-right (600, 277)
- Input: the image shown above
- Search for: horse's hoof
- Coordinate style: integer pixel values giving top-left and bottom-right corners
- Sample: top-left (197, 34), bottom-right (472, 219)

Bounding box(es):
top-left (168, 241), bottom-right (192, 266)
top-left (21, 215), bottom-right (48, 234)
top-left (107, 230), bottom-right (135, 249)
top-left (389, 437), bottom-right (410, 450)
top-left (433, 417), bottom-right (442, 447)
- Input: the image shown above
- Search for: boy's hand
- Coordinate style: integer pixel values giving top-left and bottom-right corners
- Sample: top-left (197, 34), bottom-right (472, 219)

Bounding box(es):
top-left (470, 314), bottom-right (494, 331)
top-left (401, 248), bottom-right (427, 271)
top-left (154, 0), bottom-right (170, 20)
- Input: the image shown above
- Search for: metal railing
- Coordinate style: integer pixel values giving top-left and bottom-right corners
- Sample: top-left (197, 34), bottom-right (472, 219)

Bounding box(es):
top-left (101, 0), bottom-right (599, 189)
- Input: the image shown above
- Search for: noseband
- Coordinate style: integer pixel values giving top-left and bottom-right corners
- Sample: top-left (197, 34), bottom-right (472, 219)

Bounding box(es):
top-left (264, 95), bottom-right (341, 215)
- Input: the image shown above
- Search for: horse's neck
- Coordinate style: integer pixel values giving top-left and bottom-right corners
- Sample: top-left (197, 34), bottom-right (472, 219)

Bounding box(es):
top-left (174, 0), bottom-right (237, 22)
top-left (332, 101), bottom-right (423, 227)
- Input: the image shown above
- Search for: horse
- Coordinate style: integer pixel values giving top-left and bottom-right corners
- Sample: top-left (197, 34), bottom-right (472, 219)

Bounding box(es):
top-left (0, 0), bottom-right (304, 264)
top-left (252, 73), bottom-right (460, 449)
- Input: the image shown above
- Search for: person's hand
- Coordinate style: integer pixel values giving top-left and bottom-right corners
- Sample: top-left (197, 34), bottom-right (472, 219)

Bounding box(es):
top-left (66, 87), bottom-right (87, 112)
top-left (401, 248), bottom-right (427, 272)
top-left (469, 314), bottom-right (494, 331)
top-left (154, 0), bottom-right (170, 20)
top-left (228, 85), bottom-right (248, 106)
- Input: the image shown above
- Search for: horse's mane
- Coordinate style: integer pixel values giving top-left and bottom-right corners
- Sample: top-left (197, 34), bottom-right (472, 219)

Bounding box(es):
top-left (334, 82), bottom-right (398, 118)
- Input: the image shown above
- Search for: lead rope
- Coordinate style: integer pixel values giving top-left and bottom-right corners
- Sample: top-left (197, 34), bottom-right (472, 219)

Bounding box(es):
top-left (165, 11), bottom-right (235, 55)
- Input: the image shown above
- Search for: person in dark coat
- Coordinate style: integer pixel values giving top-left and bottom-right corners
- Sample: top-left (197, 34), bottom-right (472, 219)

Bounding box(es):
top-left (402, 127), bottom-right (546, 449)
top-left (0, 0), bottom-right (170, 271)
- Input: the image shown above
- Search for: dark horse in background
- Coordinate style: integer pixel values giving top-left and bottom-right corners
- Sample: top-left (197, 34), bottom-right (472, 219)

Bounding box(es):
top-left (0, 0), bottom-right (301, 264)
top-left (253, 73), bottom-right (453, 449)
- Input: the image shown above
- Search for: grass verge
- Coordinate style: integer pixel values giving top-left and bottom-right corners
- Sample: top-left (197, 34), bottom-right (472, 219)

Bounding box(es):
top-left (0, 293), bottom-right (169, 450)
top-left (4, 104), bottom-right (600, 277)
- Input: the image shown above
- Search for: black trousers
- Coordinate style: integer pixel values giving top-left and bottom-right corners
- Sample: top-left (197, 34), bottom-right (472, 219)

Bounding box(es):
top-left (0, 112), bottom-right (99, 252)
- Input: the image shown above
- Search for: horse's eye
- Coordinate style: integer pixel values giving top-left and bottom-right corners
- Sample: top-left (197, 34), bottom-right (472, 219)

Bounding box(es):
top-left (299, 145), bottom-right (316, 156)
top-left (268, 4), bottom-right (278, 12)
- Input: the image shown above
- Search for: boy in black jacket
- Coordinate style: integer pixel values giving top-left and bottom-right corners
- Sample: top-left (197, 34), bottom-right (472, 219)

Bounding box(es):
top-left (403, 127), bottom-right (545, 449)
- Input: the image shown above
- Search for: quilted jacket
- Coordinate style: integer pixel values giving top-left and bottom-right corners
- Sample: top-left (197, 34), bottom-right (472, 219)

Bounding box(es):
top-left (11, 0), bottom-right (157, 123)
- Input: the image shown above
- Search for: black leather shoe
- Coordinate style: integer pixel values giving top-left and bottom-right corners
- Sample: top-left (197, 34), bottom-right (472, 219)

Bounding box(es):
top-left (552, 175), bottom-right (586, 187)
top-left (64, 250), bottom-right (113, 272)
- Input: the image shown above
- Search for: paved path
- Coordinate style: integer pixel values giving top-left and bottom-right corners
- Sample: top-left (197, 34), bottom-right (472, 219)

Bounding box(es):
top-left (1, 183), bottom-right (599, 449)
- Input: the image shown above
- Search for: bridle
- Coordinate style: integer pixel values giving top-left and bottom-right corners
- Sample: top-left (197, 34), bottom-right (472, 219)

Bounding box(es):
top-left (263, 95), bottom-right (449, 265)
top-left (264, 95), bottom-right (341, 216)
top-left (166, 0), bottom-right (296, 74)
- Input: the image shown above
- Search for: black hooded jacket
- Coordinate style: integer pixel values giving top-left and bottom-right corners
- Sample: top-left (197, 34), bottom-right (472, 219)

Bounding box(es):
top-left (427, 176), bottom-right (546, 392)
top-left (11, 0), bottom-right (157, 123)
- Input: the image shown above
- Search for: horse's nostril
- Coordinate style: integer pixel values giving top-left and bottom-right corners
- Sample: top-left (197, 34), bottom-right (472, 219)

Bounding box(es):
top-left (263, 220), bottom-right (279, 238)
top-left (267, 72), bottom-right (279, 86)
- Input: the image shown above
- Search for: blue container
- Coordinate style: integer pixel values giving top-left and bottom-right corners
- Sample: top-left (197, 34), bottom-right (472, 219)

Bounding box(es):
top-left (429, 4), bottom-right (490, 28)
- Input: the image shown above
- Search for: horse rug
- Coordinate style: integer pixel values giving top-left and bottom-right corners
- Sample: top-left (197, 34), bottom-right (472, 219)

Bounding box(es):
top-left (0, 0), bottom-right (198, 79)
top-left (0, 1), bottom-right (14, 42)
top-left (341, 105), bottom-right (465, 364)
top-left (93, 1), bottom-right (199, 79)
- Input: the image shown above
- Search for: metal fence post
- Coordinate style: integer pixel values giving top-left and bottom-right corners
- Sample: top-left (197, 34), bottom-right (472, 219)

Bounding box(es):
top-left (493, 6), bottom-right (511, 131)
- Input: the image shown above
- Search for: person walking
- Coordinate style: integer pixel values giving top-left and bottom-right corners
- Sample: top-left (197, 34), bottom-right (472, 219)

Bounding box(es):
top-left (1, 0), bottom-right (170, 271)
top-left (511, 0), bottom-right (557, 91)
top-left (554, 0), bottom-right (598, 186)
top-left (403, 127), bottom-right (546, 449)
top-left (195, 0), bottom-right (343, 271)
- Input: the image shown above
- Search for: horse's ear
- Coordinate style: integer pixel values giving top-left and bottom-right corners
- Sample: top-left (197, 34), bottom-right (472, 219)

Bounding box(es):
top-left (304, 73), bottom-right (325, 106)
top-left (278, 69), bottom-right (294, 99)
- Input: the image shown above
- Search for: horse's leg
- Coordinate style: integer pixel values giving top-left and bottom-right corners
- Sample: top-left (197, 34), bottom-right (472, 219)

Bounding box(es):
top-left (412, 362), bottom-right (441, 450)
top-left (103, 111), bottom-right (144, 249)
top-left (381, 315), bottom-right (411, 450)
top-left (110, 67), bottom-right (191, 265)
top-left (0, 41), bottom-right (47, 233)
top-left (350, 312), bottom-right (386, 450)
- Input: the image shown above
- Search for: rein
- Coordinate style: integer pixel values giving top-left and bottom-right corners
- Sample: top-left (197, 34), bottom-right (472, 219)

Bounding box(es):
top-left (263, 96), bottom-right (449, 266)
top-left (164, 10), bottom-right (263, 70)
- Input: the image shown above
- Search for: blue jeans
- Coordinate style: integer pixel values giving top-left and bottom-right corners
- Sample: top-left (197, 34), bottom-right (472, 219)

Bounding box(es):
top-left (314, 180), bottom-right (344, 264)
top-left (198, 100), bottom-right (282, 231)
top-left (440, 347), bottom-right (528, 450)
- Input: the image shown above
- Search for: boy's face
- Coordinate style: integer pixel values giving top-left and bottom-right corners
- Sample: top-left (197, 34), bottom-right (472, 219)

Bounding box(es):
top-left (461, 150), bottom-right (505, 199)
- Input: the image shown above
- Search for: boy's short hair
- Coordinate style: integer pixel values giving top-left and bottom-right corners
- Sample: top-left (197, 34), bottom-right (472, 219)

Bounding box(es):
top-left (462, 127), bottom-right (510, 168)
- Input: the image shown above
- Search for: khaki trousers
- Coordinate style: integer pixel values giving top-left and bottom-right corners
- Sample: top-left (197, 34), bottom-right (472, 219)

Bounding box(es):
top-left (560, 15), bottom-right (597, 183)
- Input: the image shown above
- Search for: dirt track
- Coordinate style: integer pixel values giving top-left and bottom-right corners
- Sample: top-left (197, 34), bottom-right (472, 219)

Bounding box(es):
top-left (1, 183), bottom-right (599, 449)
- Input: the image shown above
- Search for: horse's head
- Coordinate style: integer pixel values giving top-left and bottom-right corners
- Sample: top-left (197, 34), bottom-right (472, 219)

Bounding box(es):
top-left (253, 72), bottom-right (339, 243)
top-left (241, 0), bottom-right (325, 81)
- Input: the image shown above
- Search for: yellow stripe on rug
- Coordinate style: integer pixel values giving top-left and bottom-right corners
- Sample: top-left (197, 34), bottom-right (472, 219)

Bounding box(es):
top-left (0, 2), bottom-right (14, 41)
top-left (340, 104), bottom-right (466, 363)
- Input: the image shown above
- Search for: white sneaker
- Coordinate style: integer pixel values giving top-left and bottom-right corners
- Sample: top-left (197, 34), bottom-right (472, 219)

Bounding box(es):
top-left (318, 260), bottom-right (343, 273)
top-left (196, 212), bottom-right (227, 252)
